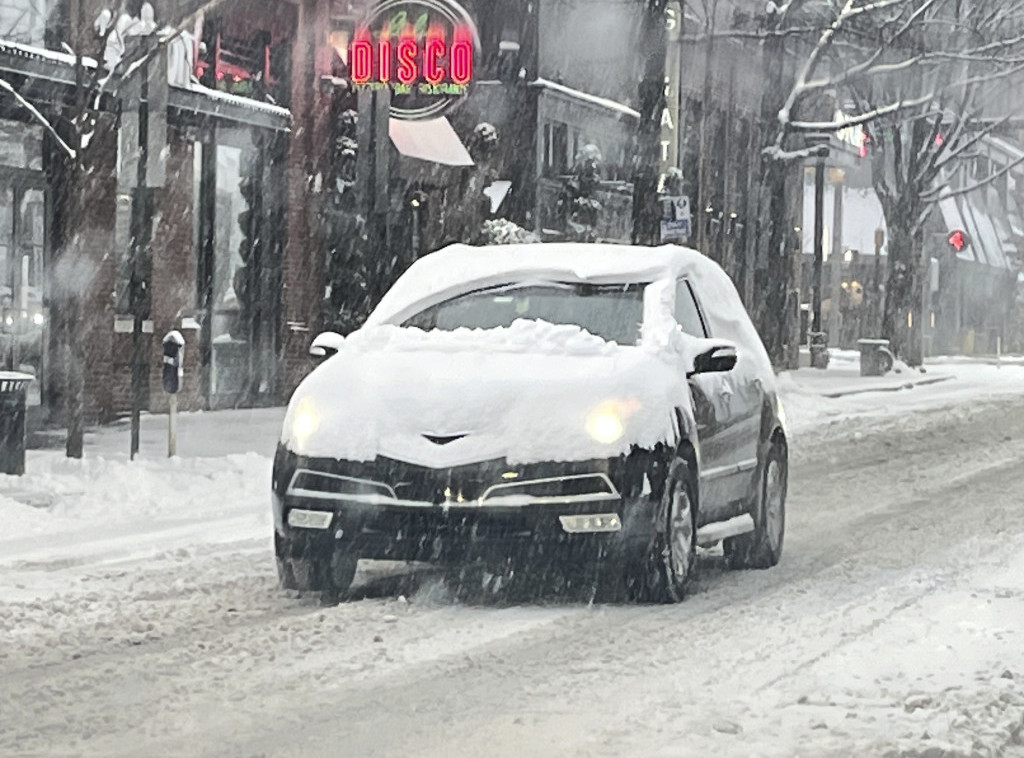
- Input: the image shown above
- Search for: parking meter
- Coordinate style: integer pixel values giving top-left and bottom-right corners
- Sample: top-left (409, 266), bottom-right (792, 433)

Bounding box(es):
top-left (162, 331), bottom-right (185, 457)
top-left (162, 330), bottom-right (185, 394)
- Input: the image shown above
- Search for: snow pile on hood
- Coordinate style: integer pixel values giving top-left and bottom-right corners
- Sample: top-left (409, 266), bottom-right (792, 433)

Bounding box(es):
top-left (283, 329), bottom-right (686, 466)
top-left (343, 319), bottom-right (617, 357)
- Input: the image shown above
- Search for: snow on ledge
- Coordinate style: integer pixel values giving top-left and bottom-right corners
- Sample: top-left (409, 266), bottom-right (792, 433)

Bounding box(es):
top-left (179, 82), bottom-right (292, 119)
top-left (0, 38), bottom-right (97, 68)
top-left (529, 78), bottom-right (640, 120)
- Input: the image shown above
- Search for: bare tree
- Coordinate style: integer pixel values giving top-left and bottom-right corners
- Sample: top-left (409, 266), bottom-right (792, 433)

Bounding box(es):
top-left (632, 0), bottom-right (669, 245)
top-left (0, 0), bottom-right (227, 456)
top-left (845, 0), bottom-right (1024, 363)
top-left (752, 0), bottom-right (1024, 364)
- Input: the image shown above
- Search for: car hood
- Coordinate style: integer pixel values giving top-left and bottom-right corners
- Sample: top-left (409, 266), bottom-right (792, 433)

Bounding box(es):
top-left (281, 323), bottom-right (688, 467)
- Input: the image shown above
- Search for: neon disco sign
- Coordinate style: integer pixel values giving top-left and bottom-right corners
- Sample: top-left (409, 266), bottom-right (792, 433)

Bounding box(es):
top-left (350, 0), bottom-right (478, 120)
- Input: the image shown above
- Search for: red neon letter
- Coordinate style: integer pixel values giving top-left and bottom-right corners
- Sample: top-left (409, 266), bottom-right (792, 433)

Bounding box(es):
top-left (423, 29), bottom-right (446, 84)
top-left (350, 37), bottom-right (372, 84)
top-left (450, 33), bottom-right (472, 85)
top-left (377, 36), bottom-right (391, 82)
top-left (396, 37), bottom-right (419, 84)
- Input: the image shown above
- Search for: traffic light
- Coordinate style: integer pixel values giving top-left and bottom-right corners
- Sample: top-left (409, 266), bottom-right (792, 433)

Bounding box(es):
top-left (948, 229), bottom-right (969, 252)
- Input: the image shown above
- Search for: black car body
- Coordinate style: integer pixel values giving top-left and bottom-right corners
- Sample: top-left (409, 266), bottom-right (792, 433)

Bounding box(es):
top-left (273, 243), bottom-right (788, 601)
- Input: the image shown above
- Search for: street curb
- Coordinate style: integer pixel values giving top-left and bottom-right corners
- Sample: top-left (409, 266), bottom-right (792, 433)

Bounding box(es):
top-left (821, 375), bottom-right (954, 399)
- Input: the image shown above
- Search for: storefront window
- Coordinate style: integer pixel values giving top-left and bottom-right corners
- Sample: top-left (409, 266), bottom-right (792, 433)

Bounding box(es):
top-left (0, 185), bottom-right (46, 405)
top-left (0, 122), bottom-right (43, 170)
top-left (209, 144), bottom-right (249, 400)
top-left (194, 132), bottom-right (275, 409)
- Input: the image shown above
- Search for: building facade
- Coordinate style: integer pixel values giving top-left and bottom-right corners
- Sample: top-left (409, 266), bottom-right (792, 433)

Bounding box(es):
top-left (0, 0), bottom-right (658, 428)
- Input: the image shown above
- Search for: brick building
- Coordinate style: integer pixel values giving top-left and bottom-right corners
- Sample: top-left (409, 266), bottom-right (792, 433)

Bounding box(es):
top-left (0, 0), bottom-right (293, 424)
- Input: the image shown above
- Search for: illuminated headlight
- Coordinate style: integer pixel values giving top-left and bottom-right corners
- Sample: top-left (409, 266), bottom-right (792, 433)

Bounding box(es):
top-left (585, 399), bottom-right (640, 445)
top-left (291, 396), bottom-right (321, 444)
top-left (586, 407), bottom-right (624, 444)
top-left (32, 313), bottom-right (44, 326)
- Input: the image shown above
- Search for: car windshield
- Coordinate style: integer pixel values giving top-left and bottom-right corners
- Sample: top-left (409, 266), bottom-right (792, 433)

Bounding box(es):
top-left (401, 282), bottom-right (646, 345)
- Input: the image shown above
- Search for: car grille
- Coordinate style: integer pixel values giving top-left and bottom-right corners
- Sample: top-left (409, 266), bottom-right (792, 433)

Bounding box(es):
top-left (286, 456), bottom-right (620, 507)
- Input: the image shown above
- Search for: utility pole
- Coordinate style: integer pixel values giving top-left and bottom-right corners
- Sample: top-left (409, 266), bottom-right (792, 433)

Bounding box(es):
top-left (354, 85), bottom-right (391, 303)
top-left (695, 2), bottom-right (717, 255)
top-left (755, 4), bottom-right (792, 367)
top-left (64, 0), bottom-right (86, 459)
top-left (829, 171), bottom-right (844, 347)
top-left (121, 34), bottom-right (167, 460)
top-left (632, 0), bottom-right (669, 245)
top-left (873, 227), bottom-right (884, 335)
top-left (811, 156), bottom-right (825, 332)
top-left (129, 51), bottom-right (150, 460)
top-left (920, 234), bottom-right (930, 360)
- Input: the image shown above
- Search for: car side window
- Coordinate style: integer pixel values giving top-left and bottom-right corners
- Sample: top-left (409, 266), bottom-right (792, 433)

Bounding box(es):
top-left (674, 279), bottom-right (709, 337)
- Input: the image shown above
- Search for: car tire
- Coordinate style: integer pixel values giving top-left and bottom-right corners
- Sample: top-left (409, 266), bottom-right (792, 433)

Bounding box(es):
top-left (275, 532), bottom-right (317, 591)
top-left (276, 532), bottom-right (358, 599)
top-left (318, 549), bottom-right (359, 604)
top-left (443, 562), bottom-right (489, 603)
top-left (725, 441), bottom-right (786, 569)
top-left (628, 455), bottom-right (696, 603)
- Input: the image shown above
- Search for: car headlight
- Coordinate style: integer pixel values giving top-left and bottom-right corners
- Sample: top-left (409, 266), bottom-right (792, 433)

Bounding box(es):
top-left (586, 407), bottom-right (624, 444)
top-left (585, 399), bottom-right (640, 445)
top-left (291, 396), bottom-right (321, 445)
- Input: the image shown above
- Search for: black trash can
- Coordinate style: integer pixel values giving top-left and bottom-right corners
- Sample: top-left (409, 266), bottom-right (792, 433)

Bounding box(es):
top-left (0, 372), bottom-right (33, 475)
top-left (857, 339), bottom-right (895, 377)
top-left (808, 331), bottom-right (830, 369)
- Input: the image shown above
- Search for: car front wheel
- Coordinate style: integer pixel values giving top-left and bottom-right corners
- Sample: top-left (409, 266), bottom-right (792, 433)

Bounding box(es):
top-left (627, 455), bottom-right (697, 603)
top-left (725, 440), bottom-right (786, 569)
top-left (276, 532), bottom-right (358, 600)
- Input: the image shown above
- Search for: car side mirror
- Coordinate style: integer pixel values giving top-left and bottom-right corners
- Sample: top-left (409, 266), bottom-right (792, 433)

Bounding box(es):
top-left (687, 344), bottom-right (738, 377)
top-left (310, 331), bottom-right (345, 358)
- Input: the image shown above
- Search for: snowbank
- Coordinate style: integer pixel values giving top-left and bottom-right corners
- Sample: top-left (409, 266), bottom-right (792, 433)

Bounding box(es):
top-left (0, 451), bottom-right (271, 596)
top-left (778, 355), bottom-right (1024, 433)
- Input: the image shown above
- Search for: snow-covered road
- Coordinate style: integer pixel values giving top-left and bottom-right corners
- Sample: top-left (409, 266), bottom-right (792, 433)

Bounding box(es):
top-left (3, 378), bottom-right (1024, 756)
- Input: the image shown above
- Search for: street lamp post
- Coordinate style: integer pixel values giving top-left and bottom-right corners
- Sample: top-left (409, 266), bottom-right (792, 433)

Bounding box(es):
top-left (812, 155), bottom-right (825, 333)
top-left (118, 34), bottom-right (167, 460)
top-left (805, 134), bottom-right (831, 336)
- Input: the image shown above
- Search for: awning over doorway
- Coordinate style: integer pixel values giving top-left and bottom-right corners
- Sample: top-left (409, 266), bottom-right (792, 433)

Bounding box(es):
top-left (389, 117), bottom-right (474, 167)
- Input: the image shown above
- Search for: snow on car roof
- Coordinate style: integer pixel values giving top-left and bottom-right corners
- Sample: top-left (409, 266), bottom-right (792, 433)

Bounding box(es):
top-left (366, 242), bottom-right (708, 326)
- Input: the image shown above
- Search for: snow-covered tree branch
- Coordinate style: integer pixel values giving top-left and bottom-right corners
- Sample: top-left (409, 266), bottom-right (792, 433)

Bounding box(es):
top-left (753, 0), bottom-right (1024, 364)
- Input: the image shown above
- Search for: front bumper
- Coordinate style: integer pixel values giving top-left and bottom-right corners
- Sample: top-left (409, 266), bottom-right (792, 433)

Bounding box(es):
top-left (272, 446), bottom-right (661, 564)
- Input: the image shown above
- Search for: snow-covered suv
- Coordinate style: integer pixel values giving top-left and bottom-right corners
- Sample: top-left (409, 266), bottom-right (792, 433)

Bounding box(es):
top-left (272, 243), bottom-right (788, 601)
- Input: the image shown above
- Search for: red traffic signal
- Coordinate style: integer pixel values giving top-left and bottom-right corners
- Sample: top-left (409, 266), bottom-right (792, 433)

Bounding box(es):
top-left (948, 229), bottom-right (968, 252)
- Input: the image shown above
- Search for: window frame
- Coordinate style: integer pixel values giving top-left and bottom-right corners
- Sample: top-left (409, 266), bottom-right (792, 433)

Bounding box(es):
top-left (400, 280), bottom-right (647, 345)
top-left (674, 277), bottom-right (710, 338)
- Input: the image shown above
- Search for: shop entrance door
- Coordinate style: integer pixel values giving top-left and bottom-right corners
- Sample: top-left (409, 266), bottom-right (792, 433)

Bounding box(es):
top-left (196, 130), bottom-right (281, 410)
